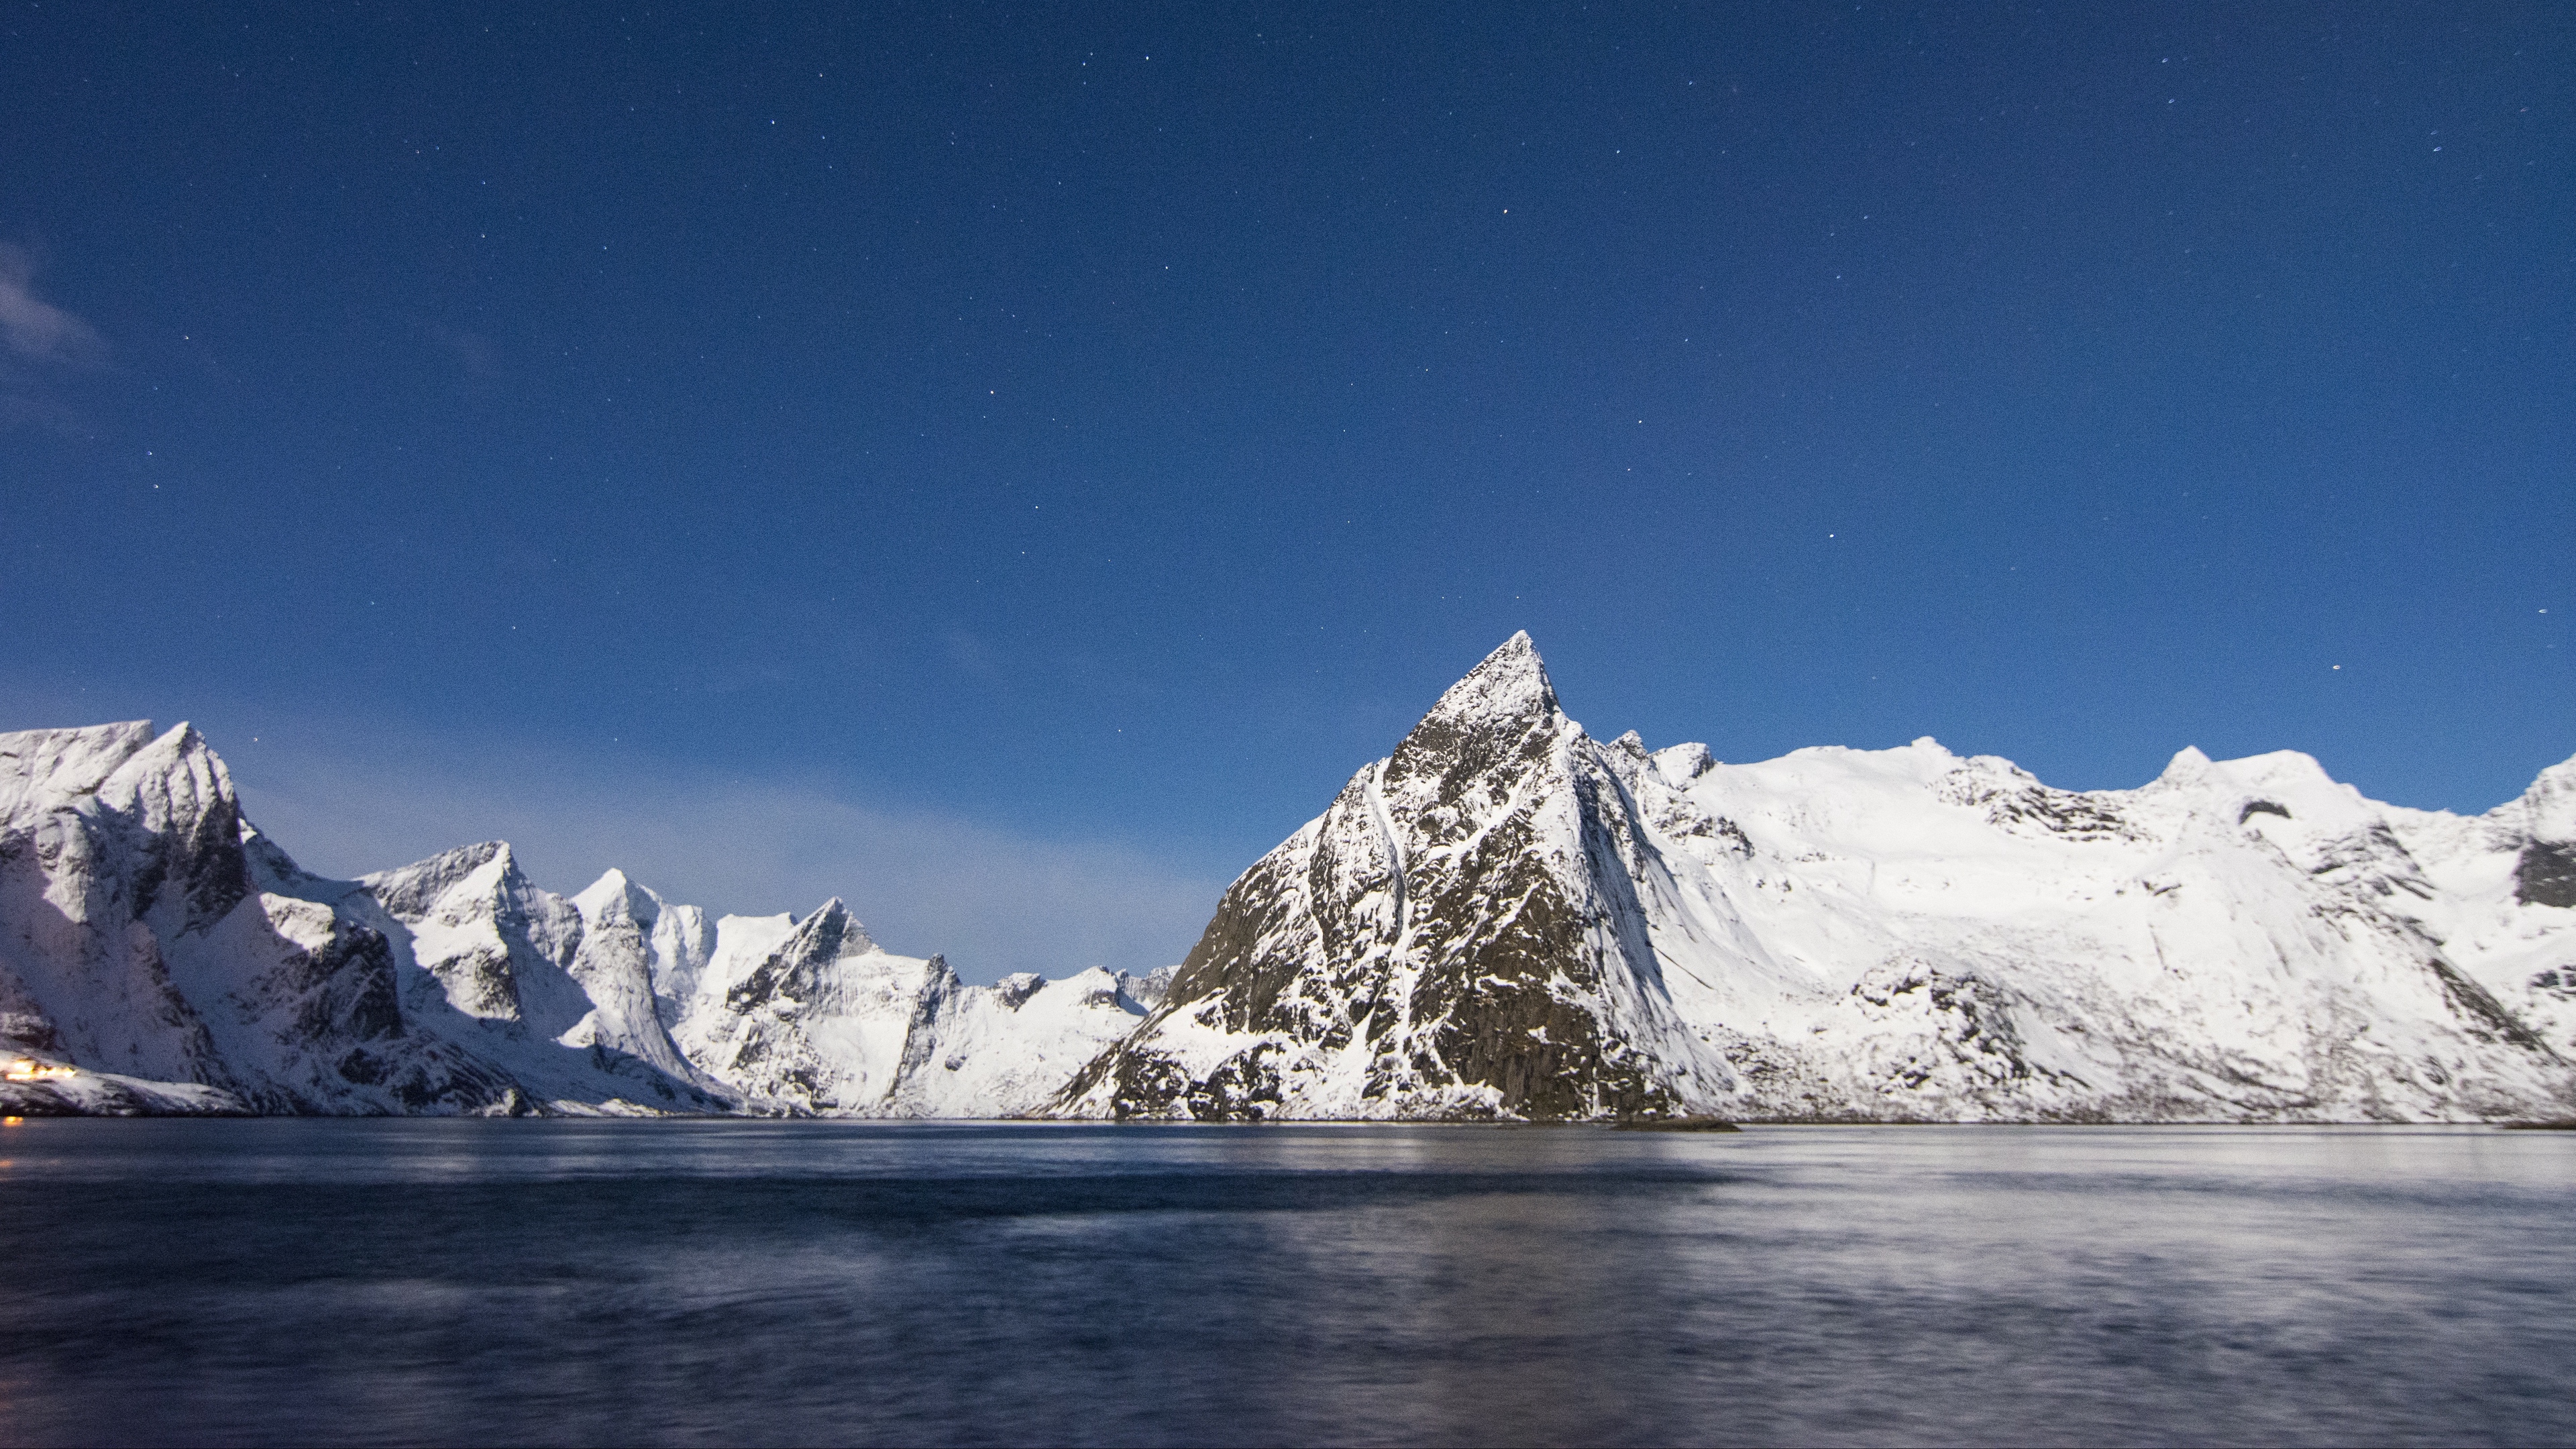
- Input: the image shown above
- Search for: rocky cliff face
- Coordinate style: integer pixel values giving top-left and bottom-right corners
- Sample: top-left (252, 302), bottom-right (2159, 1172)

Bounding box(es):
top-left (0, 722), bottom-right (1157, 1117)
top-left (6, 635), bottom-right (2573, 1122)
top-left (675, 894), bottom-right (1167, 1115)
top-left (0, 722), bottom-right (515, 1112)
top-left (1055, 633), bottom-right (1735, 1120)
top-left (1057, 635), bottom-right (2576, 1122)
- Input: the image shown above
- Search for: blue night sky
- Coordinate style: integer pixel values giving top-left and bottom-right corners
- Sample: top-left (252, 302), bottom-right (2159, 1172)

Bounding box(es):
top-left (3, 3), bottom-right (2570, 979)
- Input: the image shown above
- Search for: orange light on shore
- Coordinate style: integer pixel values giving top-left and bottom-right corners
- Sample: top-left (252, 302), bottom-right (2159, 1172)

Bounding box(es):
top-left (3, 1058), bottom-right (74, 1082)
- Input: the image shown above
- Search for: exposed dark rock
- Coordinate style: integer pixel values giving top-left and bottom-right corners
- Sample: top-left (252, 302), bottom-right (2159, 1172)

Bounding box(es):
top-left (1059, 632), bottom-right (1726, 1122)
top-left (728, 898), bottom-right (871, 1013)
top-left (2428, 958), bottom-right (2554, 1053)
top-left (361, 841), bottom-right (508, 921)
top-left (2516, 841), bottom-right (2576, 910)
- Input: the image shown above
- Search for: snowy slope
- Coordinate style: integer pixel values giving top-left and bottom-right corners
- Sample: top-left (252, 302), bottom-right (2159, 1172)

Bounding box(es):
top-left (0, 720), bottom-right (1166, 1117)
top-left (1059, 635), bottom-right (2575, 1122)
top-left (0, 722), bottom-right (514, 1113)
top-left (7, 663), bottom-right (2570, 1123)
top-left (675, 896), bottom-right (1166, 1116)
top-left (1627, 737), bottom-right (2569, 1120)
top-left (2380, 755), bottom-right (2576, 1061)
top-left (1057, 633), bottom-right (1737, 1120)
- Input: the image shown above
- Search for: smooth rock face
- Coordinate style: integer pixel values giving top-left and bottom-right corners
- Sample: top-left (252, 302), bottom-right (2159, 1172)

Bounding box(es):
top-left (1059, 635), bottom-right (2576, 1122)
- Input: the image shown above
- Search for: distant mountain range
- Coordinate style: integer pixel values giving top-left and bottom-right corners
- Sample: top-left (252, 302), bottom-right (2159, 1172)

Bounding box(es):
top-left (5, 635), bottom-right (2571, 1120)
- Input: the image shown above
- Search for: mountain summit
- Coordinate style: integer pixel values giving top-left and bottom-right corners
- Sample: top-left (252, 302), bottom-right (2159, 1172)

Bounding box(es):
top-left (1055, 634), bottom-right (2576, 1121)
top-left (1055, 631), bottom-right (1735, 1119)
top-left (0, 722), bottom-right (1157, 1116)
top-left (5, 639), bottom-right (2573, 1120)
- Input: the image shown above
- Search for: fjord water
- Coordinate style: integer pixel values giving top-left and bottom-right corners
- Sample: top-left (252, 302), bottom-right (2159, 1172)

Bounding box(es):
top-left (2, 1124), bottom-right (2571, 1447)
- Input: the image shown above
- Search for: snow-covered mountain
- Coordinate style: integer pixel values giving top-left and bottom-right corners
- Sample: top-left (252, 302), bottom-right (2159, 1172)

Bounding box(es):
top-left (673, 894), bottom-right (1167, 1115)
top-left (1057, 633), bottom-right (2576, 1122)
top-left (0, 721), bottom-right (1161, 1116)
top-left (5, 635), bottom-right (2571, 1120)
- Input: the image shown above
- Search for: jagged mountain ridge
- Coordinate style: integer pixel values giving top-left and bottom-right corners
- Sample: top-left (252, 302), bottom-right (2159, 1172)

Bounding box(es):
top-left (5, 633), bottom-right (2572, 1120)
top-left (0, 721), bottom-right (1163, 1116)
top-left (1055, 633), bottom-right (1738, 1120)
top-left (1057, 633), bottom-right (2576, 1122)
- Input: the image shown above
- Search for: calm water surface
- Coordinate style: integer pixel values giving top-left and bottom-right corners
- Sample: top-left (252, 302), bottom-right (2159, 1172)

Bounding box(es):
top-left (1, 1120), bottom-right (2571, 1446)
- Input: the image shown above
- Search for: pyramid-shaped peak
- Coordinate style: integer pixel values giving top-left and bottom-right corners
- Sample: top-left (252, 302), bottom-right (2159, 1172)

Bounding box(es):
top-left (794, 896), bottom-right (878, 957)
top-left (2157, 745), bottom-right (2214, 783)
top-left (107, 720), bottom-right (223, 780)
top-left (1420, 631), bottom-right (1560, 727)
top-left (572, 866), bottom-right (658, 923)
top-left (362, 839), bottom-right (515, 921)
top-left (1384, 633), bottom-right (1573, 796)
top-left (1485, 629), bottom-right (1542, 676)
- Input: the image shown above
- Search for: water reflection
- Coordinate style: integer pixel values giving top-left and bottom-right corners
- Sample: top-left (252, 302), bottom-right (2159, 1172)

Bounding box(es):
top-left (1, 1122), bottom-right (2570, 1446)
